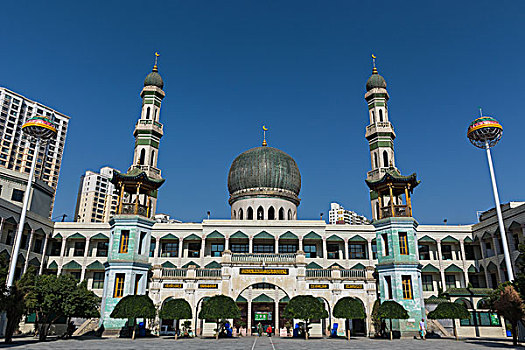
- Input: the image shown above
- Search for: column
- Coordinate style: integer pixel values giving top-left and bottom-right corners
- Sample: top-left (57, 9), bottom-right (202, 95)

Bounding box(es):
top-left (274, 300), bottom-right (279, 334)
top-left (39, 233), bottom-right (50, 275)
top-left (81, 238), bottom-right (90, 280)
top-left (322, 237), bottom-right (327, 261)
top-left (0, 217), bottom-right (4, 243)
top-left (460, 239), bottom-right (469, 287)
top-left (249, 237), bottom-right (253, 253)
top-left (298, 237), bottom-right (303, 252)
top-left (200, 238), bottom-right (206, 258)
top-left (344, 238), bottom-right (349, 263)
top-left (178, 238), bottom-right (183, 266)
top-left (247, 299), bottom-right (252, 335)
top-left (58, 238), bottom-right (67, 275)
top-left (274, 237), bottom-right (279, 254)
top-left (225, 236), bottom-right (230, 252)
top-left (367, 239), bottom-right (373, 265)
top-left (437, 240), bottom-right (445, 290)
top-left (23, 229), bottom-right (35, 273)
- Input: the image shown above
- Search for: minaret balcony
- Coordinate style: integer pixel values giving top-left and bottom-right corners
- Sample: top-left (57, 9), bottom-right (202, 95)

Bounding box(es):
top-left (134, 119), bottom-right (163, 137)
top-left (365, 122), bottom-right (396, 140)
top-left (121, 202), bottom-right (149, 217)
top-left (380, 204), bottom-right (410, 219)
top-left (367, 166), bottom-right (398, 181)
top-left (129, 165), bottom-right (161, 177)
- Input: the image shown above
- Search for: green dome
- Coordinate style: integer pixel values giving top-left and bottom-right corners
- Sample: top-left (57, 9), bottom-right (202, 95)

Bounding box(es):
top-left (144, 67), bottom-right (164, 89)
top-left (228, 146), bottom-right (301, 196)
top-left (366, 70), bottom-right (387, 91)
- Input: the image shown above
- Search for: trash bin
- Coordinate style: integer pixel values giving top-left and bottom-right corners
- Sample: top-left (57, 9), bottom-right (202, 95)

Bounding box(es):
top-left (138, 322), bottom-right (146, 337)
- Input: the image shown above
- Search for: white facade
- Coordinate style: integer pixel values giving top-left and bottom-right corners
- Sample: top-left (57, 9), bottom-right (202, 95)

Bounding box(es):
top-left (74, 167), bottom-right (118, 223)
top-left (328, 202), bottom-right (368, 225)
top-left (0, 87), bottom-right (69, 217)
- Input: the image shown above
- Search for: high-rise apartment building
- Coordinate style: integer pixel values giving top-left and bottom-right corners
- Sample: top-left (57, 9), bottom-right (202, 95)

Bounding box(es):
top-left (0, 87), bottom-right (69, 216)
top-left (328, 202), bottom-right (369, 225)
top-left (74, 167), bottom-right (118, 223)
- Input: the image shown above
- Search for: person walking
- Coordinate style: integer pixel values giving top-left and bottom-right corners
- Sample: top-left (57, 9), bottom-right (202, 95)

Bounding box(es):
top-left (266, 325), bottom-right (272, 337)
top-left (419, 318), bottom-right (426, 340)
top-left (257, 322), bottom-right (263, 337)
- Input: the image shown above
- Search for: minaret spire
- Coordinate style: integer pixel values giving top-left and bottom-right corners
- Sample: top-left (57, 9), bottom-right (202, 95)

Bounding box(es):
top-left (153, 52), bottom-right (160, 72)
top-left (262, 125), bottom-right (268, 146)
top-left (372, 54), bottom-right (378, 74)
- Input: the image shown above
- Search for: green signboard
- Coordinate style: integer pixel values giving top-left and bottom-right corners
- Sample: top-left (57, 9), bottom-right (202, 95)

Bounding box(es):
top-left (254, 312), bottom-right (272, 321)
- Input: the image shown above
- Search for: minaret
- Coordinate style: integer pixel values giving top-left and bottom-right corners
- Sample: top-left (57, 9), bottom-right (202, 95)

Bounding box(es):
top-left (364, 55), bottom-right (397, 220)
top-left (130, 52), bottom-right (165, 179)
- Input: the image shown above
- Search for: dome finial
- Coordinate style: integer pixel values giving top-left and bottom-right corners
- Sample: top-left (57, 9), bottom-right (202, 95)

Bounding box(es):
top-left (372, 53), bottom-right (378, 74)
top-left (262, 125), bottom-right (268, 146)
top-left (153, 52), bottom-right (160, 72)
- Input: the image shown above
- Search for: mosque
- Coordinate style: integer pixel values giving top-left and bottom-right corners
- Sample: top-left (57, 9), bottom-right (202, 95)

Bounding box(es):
top-left (1, 56), bottom-right (523, 339)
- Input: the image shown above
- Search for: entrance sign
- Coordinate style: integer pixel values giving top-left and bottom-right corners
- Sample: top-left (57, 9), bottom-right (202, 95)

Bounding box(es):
top-left (163, 283), bottom-right (183, 288)
top-left (344, 284), bottom-right (364, 289)
top-left (240, 268), bottom-right (289, 275)
top-left (255, 312), bottom-right (272, 321)
top-left (199, 283), bottom-right (218, 289)
top-left (309, 284), bottom-right (329, 289)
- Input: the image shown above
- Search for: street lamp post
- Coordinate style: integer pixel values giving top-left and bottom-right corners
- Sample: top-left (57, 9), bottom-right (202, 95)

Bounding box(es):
top-left (6, 116), bottom-right (57, 288)
top-left (467, 112), bottom-right (514, 281)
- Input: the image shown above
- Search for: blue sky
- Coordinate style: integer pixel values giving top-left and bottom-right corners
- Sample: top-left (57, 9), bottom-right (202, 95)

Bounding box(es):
top-left (1, 1), bottom-right (524, 224)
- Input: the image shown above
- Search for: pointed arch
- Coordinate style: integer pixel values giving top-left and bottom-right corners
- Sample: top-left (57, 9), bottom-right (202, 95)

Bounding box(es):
top-left (372, 110), bottom-right (375, 124)
top-left (257, 206), bottom-right (264, 220)
top-left (268, 207), bottom-right (275, 220)
top-left (383, 150), bottom-right (388, 167)
top-left (139, 148), bottom-right (145, 165)
top-left (247, 207), bottom-right (254, 220)
top-left (278, 207), bottom-right (284, 220)
top-left (233, 210), bottom-right (236, 219)
top-left (375, 202), bottom-right (380, 219)
top-left (374, 153), bottom-right (378, 168)
top-left (150, 150), bottom-right (155, 166)
top-left (288, 209), bottom-right (292, 220)
top-left (145, 107), bottom-right (150, 119)
top-left (155, 109), bottom-right (158, 121)
top-left (379, 109), bottom-right (383, 122)
top-left (239, 208), bottom-right (243, 220)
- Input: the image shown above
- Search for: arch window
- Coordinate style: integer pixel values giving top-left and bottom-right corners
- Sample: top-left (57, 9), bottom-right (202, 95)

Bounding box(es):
top-left (257, 206), bottom-right (264, 220)
top-left (239, 208), bottom-right (243, 220)
top-left (278, 208), bottom-right (284, 220)
top-left (233, 210), bottom-right (236, 219)
top-left (379, 109), bottom-right (383, 122)
top-left (247, 207), bottom-right (254, 220)
top-left (372, 110), bottom-right (375, 124)
top-left (288, 209), bottom-right (292, 220)
top-left (374, 153), bottom-right (378, 168)
top-left (268, 207), bottom-right (275, 220)
top-left (145, 107), bottom-right (150, 119)
top-left (150, 150), bottom-right (155, 166)
top-left (376, 202), bottom-right (380, 219)
top-left (139, 149), bottom-right (145, 165)
top-left (383, 151), bottom-right (388, 167)
top-left (155, 109), bottom-right (158, 121)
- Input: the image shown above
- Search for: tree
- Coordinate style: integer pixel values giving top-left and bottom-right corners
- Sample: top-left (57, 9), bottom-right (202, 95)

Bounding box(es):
top-left (333, 297), bottom-right (366, 340)
top-left (377, 301), bottom-right (409, 340)
top-left (0, 255), bottom-right (35, 343)
top-left (514, 243), bottom-right (525, 301)
top-left (28, 274), bottom-right (100, 341)
top-left (282, 295), bottom-right (328, 340)
top-left (487, 283), bottom-right (525, 346)
top-left (428, 301), bottom-right (469, 340)
top-left (110, 294), bottom-right (156, 339)
top-left (371, 300), bottom-right (381, 337)
top-left (198, 295), bottom-right (240, 339)
top-left (159, 298), bottom-right (192, 339)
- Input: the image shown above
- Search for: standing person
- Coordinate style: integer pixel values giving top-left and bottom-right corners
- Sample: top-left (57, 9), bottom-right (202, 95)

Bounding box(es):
top-left (257, 322), bottom-right (263, 337)
top-left (266, 324), bottom-right (272, 337)
top-left (419, 318), bottom-right (426, 340)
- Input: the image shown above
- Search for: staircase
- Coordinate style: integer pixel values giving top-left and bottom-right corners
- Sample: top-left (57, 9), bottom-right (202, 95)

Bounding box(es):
top-left (425, 310), bottom-right (451, 337)
top-left (73, 318), bottom-right (100, 337)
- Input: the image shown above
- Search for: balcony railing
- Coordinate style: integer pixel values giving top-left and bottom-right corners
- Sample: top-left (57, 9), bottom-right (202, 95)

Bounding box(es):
top-left (231, 253), bottom-right (296, 264)
top-left (380, 204), bottom-right (409, 218)
top-left (121, 203), bottom-right (148, 217)
top-left (131, 165), bottom-right (161, 176)
top-left (162, 268), bottom-right (187, 278)
top-left (137, 119), bottom-right (163, 129)
top-left (196, 268), bottom-right (222, 278)
top-left (306, 269), bottom-right (332, 278)
top-left (341, 269), bottom-right (366, 279)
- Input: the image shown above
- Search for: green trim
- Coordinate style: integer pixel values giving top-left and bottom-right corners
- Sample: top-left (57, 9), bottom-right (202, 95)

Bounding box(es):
top-left (442, 235), bottom-right (459, 243)
top-left (47, 261), bottom-right (58, 270)
top-left (446, 288), bottom-right (493, 297)
top-left (369, 140), bottom-right (394, 151)
top-left (136, 138), bottom-right (160, 148)
top-left (280, 231), bottom-right (298, 240)
top-left (207, 231), bottom-right (224, 239)
top-left (86, 261), bottom-right (105, 270)
top-left (68, 233), bottom-right (85, 240)
top-left (62, 260), bottom-right (82, 270)
top-left (445, 264), bottom-right (463, 273)
top-left (236, 295), bottom-right (248, 303)
top-left (467, 264), bottom-right (477, 273)
top-left (348, 235), bottom-right (367, 242)
top-left (160, 233), bottom-right (178, 240)
top-left (306, 262), bottom-right (323, 269)
top-left (182, 261), bottom-right (200, 268)
top-left (304, 231), bottom-right (322, 240)
top-left (28, 257), bottom-right (40, 267)
top-left (464, 237), bottom-right (473, 243)
top-left (369, 190), bottom-right (378, 200)
top-left (53, 233), bottom-right (63, 239)
top-left (230, 231), bottom-right (248, 239)
top-left (418, 235), bottom-right (437, 243)
top-left (422, 264), bottom-right (440, 273)
top-left (350, 263), bottom-right (366, 270)
top-left (329, 263), bottom-right (344, 269)
top-left (184, 234), bottom-right (201, 241)
top-left (279, 296), bottom-right (290, 303)
top-left (254, 231), bottom-right (273, 240)
top-left (327, 234), bottom-right (344, 242)
top-left (252, 293), bottom-right (274, 303)
top-left (91, 233), bottom-right (108, 240)
top-left (161, 261), bottom-right (177, 268)
top-left (204, 261), bottom-right (222, 269)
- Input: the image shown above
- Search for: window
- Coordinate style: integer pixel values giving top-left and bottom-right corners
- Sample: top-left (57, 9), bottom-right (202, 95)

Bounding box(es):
top-left (268, 207), bottom-right (275, 220)
top-left (399, 232), bottom-right (409, 255)
top-left (383, 151), bottom-right (388, 167)
top-left (384, 276), bottom-right (392, 299)
top-left (150, 151), bottom-right (155, 167)
top-left (327, 244), bottom-right (339, 259)
top-left (161, 241), bottom-right (178, 257)
top-left (230, 243), bottom-right (249, 253)
top-left (21, 234), bottom-right (28, 250)
top-left (73, 241), bottom-right (86, 256)
top-left (96, 241), bottom-right (108, 257)
top-left (114, 273), bottom-right (125, 298)
top-left (379, 109), bottom-right (383, 122)
top-left (465, 245), bottom-right (475, 260)
top-left (460, 312), bottom-right (501, 327)
top-left (253, 283), bottom-right (275, 289)
top-left (146, 107), bottom-right (150, 119)
top-left (445, 274), bottom-right (456, 289)
top-left (49, 240), bottom-right (61, 256)
top-left (279, 208), bottom-right (284, 220)
top-left (134, 275), bottom-right (142, 295)
top-left (149, 241), bottom-right (156, 257)
top-left (188, 242), bottom-right (200, 257)
top-left (92, 272), bottom-right (105, 289)
top-left (304, 244), bottom-right (317, 258)
top-left (418, 244), bottom-right (430, 260)
top-left (371, 240), bottom-right (377, 259)
top-left (138, 232), bottom-right (146, 254)
top-left (257, 206), bottom-right (264, 220)
top-left (11, 189), bottom-right (24, 202)
top-left (211, 243), bottom-right (224, 257)
top-left (422, 274), bottom-right (433, 291)
top-left (239, 208), bottom-right (243, 220)
top-left (279, 244), bottom-right (297, 253)
top-left (372, 110), bottom-right (375, 123)
top-left (349, 243), bottom-right (366, 259)
top-left (485, 241), bottom-right (493, 257)
top-left (70, 272), bottom-right (81, 281)
top-left (139, 149), bottom-right (145, 165)
top-left (247, 207), bottom-right (254, 220)
top-left (441, 245), bottom-right (453, 260)
top-left (253, 244), bottom-right (274, 253)
top-left (374, 153), bottom-right (378, 168)
top-left (288, 209), bottom-right (292, 220)
top-left (119, 231), bottom-right (129, 254)
top-left (382, 233), bottom-right (389, 256)
top-left (33, 239), bottom-right (43, 253)
top-left (402, 275), bottom-right (413, 299)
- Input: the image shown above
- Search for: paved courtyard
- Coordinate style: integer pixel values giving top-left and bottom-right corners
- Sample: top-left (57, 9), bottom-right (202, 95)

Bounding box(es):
top-left (0, 336), bottom-right (517, 350)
